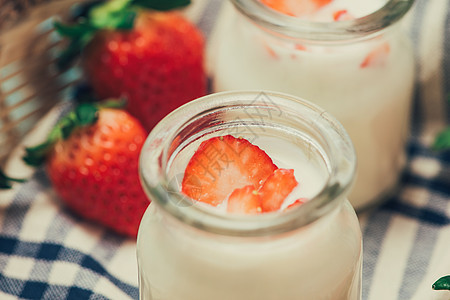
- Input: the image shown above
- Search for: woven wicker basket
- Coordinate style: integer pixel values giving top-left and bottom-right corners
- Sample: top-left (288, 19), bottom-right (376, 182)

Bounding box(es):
top-left (0, 0), bottom-right (83, 167)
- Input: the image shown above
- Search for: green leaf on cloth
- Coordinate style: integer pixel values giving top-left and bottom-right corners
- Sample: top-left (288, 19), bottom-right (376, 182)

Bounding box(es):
top-left (432, 275), bottom-right (450, 290)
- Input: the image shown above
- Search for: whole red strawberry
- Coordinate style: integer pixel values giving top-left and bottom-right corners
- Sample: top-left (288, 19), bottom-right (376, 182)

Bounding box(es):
top-left (55, 0), bottom-right (206, 131)
top-left (83, 11), bottom-right (206, 131)
top-left (23, 102), bottom-right (149, 237)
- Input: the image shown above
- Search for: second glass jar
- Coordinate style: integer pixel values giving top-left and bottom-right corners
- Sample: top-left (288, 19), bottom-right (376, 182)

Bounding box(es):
top-left (211, 0), bottom-right (415, 210)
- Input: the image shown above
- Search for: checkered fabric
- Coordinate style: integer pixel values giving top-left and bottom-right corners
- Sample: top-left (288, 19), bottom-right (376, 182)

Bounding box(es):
top-left (1, 0), bottom-right (449, 299)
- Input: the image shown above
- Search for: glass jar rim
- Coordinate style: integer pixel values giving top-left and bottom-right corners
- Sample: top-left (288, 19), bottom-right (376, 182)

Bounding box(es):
top-left (139, 91), bottom-right (356, 237)
top-left (231, 0), bottom-right (415, 42)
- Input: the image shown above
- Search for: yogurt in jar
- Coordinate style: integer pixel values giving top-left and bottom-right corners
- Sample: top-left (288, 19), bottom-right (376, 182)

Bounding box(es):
top-left (211, 0), bottom-right (415, 210)
top-left (138, 136), bottom-right (361, 300)
top-left (137, 91), bottom-right (362, 300)
top-left (137, 202), bottom-right (362, 300)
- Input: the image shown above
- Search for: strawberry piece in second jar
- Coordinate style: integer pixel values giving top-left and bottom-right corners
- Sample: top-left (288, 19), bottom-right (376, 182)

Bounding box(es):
top-left (360, 42), bottom-right (391, 68)
top-left (261, 0), bottom-right (296, 16)
top-left (261, 0), bottom-right (333, 17)
top-left (333, 9), bottom-right (353, 21)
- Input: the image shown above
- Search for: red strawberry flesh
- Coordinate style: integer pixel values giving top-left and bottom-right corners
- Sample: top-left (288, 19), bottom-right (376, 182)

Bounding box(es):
top-left (260, 168), bottom-right (298, 212)
top-left (360, 42), bottom-right (390, 68)
top-left (227, 185), bottom-right (262, 215)
top-left (181, 135), bottom-right (277, 206)
top-left (286, 198), bottom-right (307, 210)
top-left (333, 9), bottom-right (353, 21)
top-left (261, 0), bottom-right (333, 17)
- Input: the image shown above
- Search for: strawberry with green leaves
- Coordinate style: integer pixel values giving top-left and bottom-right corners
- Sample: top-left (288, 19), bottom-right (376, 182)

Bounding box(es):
top-left (0, 171), bottom-right (26, 189)
top-left (23, 101), bottom-right (149, 237)
top-left (56, 0), bottom-right (206, 132)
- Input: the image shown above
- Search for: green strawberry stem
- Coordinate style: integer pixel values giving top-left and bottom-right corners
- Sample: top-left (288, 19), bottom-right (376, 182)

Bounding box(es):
top-left (23, 100), bottom-right (125, 167)
top-left (0, 170), bottom-right (26, 189)
top-left (432, 275), bottom-right (450, 290)
top-left (55, 0), bottom-right (191, 69)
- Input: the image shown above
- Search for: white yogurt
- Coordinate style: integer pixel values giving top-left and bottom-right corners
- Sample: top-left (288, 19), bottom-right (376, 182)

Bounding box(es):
top-left (283, 0), bottom-right (387, 21)
top-left (137, 201), bottom-right (361, 300)
top-left (211, 0), bottom-right (415, 210)
top-left (137, 135), bottom-right (362, 300)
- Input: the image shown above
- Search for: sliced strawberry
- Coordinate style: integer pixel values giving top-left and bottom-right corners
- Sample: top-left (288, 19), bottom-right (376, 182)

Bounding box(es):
top-left (227, 185), bottom-right (262, 215)
top-left (312, 0), bottom-right (333, 7)
top-left (182, 135), bottom-right (277, 206)
top-left (261, 0), bottom-right (332, 17)
top-left (360, 42), bottom-right (390, 68)
top-left (333, 9), bottom-right (353, 21)
top-left (285, 198), bottom-right (307, 210)
top-left (264, 43), bottom-right (279, 59)
top-left (261, 0), bottom-right (296, 16)
top-left (295, 44), bottom-right (307, 51)
top-left (260, 168), bottom-right (298, 212)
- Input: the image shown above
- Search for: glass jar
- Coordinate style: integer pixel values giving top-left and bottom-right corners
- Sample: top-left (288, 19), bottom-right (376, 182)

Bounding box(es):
top-left (137, 91), bottom-right (362, 300)
top-left (211, 0), bottom-right (415, 210)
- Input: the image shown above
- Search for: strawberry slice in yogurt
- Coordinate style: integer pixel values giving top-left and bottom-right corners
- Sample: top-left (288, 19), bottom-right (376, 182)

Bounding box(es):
top-left (182, 135), bottom-right (307, 214)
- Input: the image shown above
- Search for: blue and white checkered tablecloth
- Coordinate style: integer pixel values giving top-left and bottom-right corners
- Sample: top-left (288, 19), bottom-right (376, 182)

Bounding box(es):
top-left (1, 0), bottom-right (450, 299)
